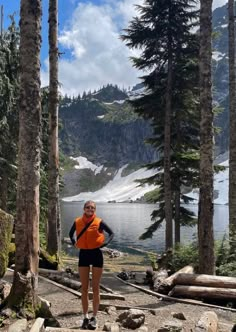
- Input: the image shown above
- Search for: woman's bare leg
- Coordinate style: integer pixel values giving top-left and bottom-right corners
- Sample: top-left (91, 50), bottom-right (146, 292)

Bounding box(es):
top-left (91, 266), bottom-right (103, 316)
top-left (79, 266), bottom-right (90, 315)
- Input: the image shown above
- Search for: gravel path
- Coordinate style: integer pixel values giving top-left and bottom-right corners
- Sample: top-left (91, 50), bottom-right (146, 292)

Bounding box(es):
top-left (38, 272), bottom-right (236, 331)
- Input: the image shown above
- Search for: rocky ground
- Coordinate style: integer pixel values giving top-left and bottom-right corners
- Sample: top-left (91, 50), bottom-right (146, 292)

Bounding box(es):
top-left (1, 253), bottom-right (236, 331)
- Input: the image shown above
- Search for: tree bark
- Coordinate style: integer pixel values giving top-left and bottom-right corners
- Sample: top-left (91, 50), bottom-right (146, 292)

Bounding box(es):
top-left (164, 28), bottom-right (173, 250)
top-left (169, 285), bottom-right (236, 300)
top-left (198, 0), bottom-right (215, 274)
top-left (6, 0), bottom-right (42, 317)
top-left (228, 0), bottom-right (236, 251)
top-left (47, 0), bottom-right (60, 256)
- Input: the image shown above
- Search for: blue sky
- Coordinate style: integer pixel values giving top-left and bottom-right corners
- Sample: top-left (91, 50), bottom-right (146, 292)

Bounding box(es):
top-left (1, 0), bottom-right (227, 96)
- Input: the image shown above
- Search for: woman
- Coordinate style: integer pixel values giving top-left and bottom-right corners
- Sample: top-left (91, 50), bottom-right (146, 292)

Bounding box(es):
top-left (69, 200), bottom-right (114, 330)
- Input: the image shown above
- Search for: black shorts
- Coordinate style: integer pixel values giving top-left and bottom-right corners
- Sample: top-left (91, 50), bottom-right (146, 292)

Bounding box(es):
top-left (79, 248), bottom-right (103, 268)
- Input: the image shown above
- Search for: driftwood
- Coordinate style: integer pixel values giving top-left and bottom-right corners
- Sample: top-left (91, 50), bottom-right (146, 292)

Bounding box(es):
top-left (169, 285), bottom-right (236, 300)
top-left (156, 265), bottom-right (194, 294)
top-left (173, 273), bottom-right (236, 288)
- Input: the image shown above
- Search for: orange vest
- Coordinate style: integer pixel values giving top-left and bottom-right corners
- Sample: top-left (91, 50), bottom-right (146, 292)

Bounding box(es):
top-left (75, 217), bottom-right (105, 249)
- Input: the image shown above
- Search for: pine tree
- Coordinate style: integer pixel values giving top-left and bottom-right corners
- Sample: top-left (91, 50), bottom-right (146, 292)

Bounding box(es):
top-left (198, 0), bottom-right (215, 274)
top-left (0, 15), bottom-right (20, 212)
top-left (122, 0), bottom-right (200, 248)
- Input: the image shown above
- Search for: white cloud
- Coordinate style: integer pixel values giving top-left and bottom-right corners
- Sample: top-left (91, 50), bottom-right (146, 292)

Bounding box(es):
top-left (213, 0), bottom-right (227, 10)
top-left (41, 0), bottom-right (227, 96)
top-left (42, 0), bottom-right (142, 96)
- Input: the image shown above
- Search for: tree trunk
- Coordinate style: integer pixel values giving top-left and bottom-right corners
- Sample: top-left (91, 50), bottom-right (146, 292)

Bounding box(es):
top-left (169, 285), bottom-right (236, 300)
top-left (173, 273), bottom-right (236, 288)
top-left (198, 0), bottom-right (215, 274)
top-left (0, 168), bottom-right (8, 211)
top-left (6, 0), bottom-right (42, 317)
top-left (47, 0), bottom-right (60, 256)
top-left (164, 42), bottom-right (173, 250)
top-left (174, 186), bottom-right (181, 244)
top-left (228, 0), bottom-right (236, 251)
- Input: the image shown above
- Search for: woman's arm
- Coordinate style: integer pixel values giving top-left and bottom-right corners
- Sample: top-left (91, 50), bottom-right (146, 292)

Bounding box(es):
top-left (99, 220), bottom-right (114, 247)
top-left (69, 222), bottom-right (76, 246)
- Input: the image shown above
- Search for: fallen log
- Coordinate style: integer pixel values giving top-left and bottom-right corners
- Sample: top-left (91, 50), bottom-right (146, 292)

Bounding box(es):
top-left (173, 273), bottom-right (236, 289)
top-left (39, 275), bottom-right (125, 301)
top-left (39, 268), bottom-right (65, 275)
top-left (156, 265), bottom-right (194, 294)
top-left (115, 275), bottom-right (236, 312)
top-left (49, 275), bottom-right (82, 290)
top-left (169, 285), bottom-right (236, 300)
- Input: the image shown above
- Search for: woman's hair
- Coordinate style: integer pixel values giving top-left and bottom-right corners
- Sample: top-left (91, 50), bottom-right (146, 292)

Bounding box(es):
top-left (83, 200), bottom-right (96, 209)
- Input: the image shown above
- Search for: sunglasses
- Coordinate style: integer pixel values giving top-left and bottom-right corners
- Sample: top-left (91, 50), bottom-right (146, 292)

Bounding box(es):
top-left (85, 206), bottom-right (95, 210)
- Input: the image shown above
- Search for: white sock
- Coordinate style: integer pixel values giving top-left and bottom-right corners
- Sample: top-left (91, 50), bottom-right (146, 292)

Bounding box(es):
top-left (84, 313), bottom-right (89, 319)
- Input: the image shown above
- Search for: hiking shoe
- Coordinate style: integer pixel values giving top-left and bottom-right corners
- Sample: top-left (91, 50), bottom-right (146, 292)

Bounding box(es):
top-left (81, 317), bottom-right (89, 329)
top-left (88, 317), bottom-right (97, 330)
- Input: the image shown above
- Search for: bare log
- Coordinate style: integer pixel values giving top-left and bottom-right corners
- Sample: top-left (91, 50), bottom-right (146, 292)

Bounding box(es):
top-left (39, 268), bottom-right (65, 275)
top-left (174, 273), bottom-right (236, 288)
top-left (169, 285), bottom-right (236, 300)
top-left (195, 311), bottom-right (218, 332)
top-left (156, 265), bottom-right (194, 294)
top-left (49, 275), bottom-right (81, 290)
top-left (39, 275), bottom-right (125, 301)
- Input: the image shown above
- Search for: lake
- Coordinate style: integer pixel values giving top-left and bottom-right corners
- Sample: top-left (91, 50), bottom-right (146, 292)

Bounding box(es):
top-left (61, 201), bottom-right (229, 254)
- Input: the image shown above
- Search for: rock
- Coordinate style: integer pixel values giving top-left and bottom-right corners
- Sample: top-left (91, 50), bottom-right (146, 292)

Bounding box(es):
top-left (105, 306), bottom-right (117, 315)
top-left (137, 326), bottom-right (149, 332)
top-left (171, 312), bottom-right (187, 320)
top-left (0, 281), bottom-right (11, 300)
top-left (157, 320), bottom-right (183, 332)
top-left (103, 322), bottom-right (120, 331)
top-left (8, 319), bottom-right (28, 332)
top-left (195, 311), bottom-right (218, 332)
top-left (29, 317), bottom-right (45, 332)
top-left (117, 309), bottom-right (145, 329)
top-left (149, 309), bottom-right (158, 315)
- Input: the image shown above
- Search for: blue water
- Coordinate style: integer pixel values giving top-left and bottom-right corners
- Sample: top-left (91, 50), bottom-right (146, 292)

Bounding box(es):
top-left (61, 201), bottom-right (229, 253)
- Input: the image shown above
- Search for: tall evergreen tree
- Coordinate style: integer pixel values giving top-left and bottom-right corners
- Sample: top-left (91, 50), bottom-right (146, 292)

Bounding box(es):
top-left (5, 0), bottom-right (42, 314)
top-left (47, 0), bottom-right (60, 257)
top-left (228, 0), bottom-right (236, 251)
top-left (0, 16), bottom-right (19, 212)
top-left (198, 0), bottom-right (215, 274)
top-left (122, 0), bottom-right (199, 249)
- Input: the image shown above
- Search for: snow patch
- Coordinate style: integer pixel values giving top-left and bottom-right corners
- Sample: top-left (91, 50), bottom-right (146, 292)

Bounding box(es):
top-left (63, 163), bottom-right (156, 203)
top-left (70, 156), bottom-right (103, 175)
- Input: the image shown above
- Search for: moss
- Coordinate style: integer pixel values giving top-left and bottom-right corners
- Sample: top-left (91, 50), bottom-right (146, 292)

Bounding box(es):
top-left (0, 209), bottom-right (14, 277)
top-left (39, 249), bottom-right (59, 270)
